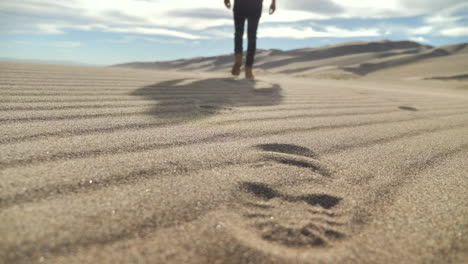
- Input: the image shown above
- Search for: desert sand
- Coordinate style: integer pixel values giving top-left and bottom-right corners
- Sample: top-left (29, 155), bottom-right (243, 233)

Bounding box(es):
top-left (1, 41), bottom-right (468, 264)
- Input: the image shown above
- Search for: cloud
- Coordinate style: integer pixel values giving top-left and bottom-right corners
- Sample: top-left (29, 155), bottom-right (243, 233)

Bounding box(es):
top-left (397, 0), bottom-right (467, 13)
top-left (102, 10), bottom-right (150, 24)
top-left (409, 36), bottom-right (428, 43)
top-left (0, 0), bottom-right (84, 16)
top-left (421, 3), bottom-right (468, 37)
top-left (1, 0), bottom-right (467, 42)
top-left (33, 23), bottom-right (204, 39)
top-left (168, 8), bottom-right (231, 19)
top-left (284, 0), bottom-right (344, 14)
top-left (440, 27), bottom-right (468, 37)
top-left (13, 40), bottom-right (82, 48)
top-left (410, 26), bottom-right (433, 35)
top-left (103, 35), bottom-right (190, 45)
top-left (259, 26), bottom-right (380, 39)
top-left (37, 24), bottom-right (65, 34)
top-left (377, 24), bottom-right (434, 36)
top-left (52, 41), bottom-right (82, 48)
top-left (105, 26), bottom-right (203, 39)
top-left (205, 29), bottom-right (232, 39)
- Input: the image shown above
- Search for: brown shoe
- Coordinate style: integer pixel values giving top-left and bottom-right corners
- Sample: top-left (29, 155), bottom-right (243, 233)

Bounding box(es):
top-left (245, 66), bottom-right (255, 80)
top-left (231, 53), bottom-right (242, 76)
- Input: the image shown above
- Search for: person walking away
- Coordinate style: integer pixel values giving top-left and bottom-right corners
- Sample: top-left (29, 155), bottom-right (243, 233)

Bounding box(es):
top-left (224, 0), bottom-right (276, 80)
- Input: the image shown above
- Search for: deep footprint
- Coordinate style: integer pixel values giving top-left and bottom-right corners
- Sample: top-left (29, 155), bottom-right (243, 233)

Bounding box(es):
top-left (238, 182), bottom-right (345, 247)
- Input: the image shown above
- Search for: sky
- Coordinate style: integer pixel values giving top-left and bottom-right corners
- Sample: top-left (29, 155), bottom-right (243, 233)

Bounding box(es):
top-left (0, 0), bottom-right (467, 65)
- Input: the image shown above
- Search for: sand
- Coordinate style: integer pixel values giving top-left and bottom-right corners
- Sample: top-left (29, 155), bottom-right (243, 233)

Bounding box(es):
top-left (0, 60), bottom-right (467, 264)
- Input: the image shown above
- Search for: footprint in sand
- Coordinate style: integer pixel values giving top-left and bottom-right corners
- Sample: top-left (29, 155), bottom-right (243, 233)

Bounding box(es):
top-left (398, 106), bottom-right (418, 111)
top-left (234, 144), bottom-right (347, 248)
top-left (254, 143), bottom-right (331, 177)
top-left (239, 182), bottom-right (344, 247)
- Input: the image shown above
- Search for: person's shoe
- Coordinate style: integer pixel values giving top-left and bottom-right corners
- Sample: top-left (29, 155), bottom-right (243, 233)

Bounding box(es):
top-left (231, 53), bottom-right (242, 76)
top-left (245, 66), bottom-right (255, 80)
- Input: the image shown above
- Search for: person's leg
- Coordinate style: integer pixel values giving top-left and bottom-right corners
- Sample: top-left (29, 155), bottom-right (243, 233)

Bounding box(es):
top-left (245, 12), bottom-right (261, 79)
top-left (232, 10), bottom-right (246, 76)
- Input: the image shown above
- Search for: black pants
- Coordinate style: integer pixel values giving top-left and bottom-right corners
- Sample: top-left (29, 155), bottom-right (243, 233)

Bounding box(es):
top-left (234, 3), bottom-right (262, 67)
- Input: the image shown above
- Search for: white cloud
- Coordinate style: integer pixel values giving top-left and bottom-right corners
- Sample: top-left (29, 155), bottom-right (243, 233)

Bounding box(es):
top-left (409, 36), bottom-right (428, 43)
top-left (36, 24), bottom-right (65, 34)
top-left (13, 40), bottom-right (82, 48)
top-left (425, 14), bottom-right (463, 25)
top-left (0, 0), bottom-right (436, 33)
top-left (377, 24), bottom-right (434, 36)
top-left (440, 27), bottom-right (468, 37)
top-left (34, 23), bottom-right (204, 39)
top-left (52, 41), bottom-right (82, 48)
top-left (259, 26), bottom-right (380, 39)
top-left (205, 29), bottom-right (232, 39)
top-left (102, 36), bottom-right (190, 45)
top-left (284, 0), bottom-right (344, 14)
top-left (0, 0), bottom-right (467, 40)
top-left (105, 27), bottom-right (203, 39)
top-left (337, 0), bottom-right (467, 17)
top-left (421, 3), bottom-right (468, 37)
top-left (397, 0), bottom-right (467, 13)
top-left (411, 26), bottom-right (433, 35)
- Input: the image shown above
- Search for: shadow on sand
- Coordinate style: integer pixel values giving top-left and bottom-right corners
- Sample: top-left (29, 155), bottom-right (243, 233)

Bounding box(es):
top-left (131, 78), bottom-right (283, 122)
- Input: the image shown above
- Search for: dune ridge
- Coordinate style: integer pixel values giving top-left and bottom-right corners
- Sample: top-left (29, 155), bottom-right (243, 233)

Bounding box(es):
top-left (115, 40), bottom-right (468, 81)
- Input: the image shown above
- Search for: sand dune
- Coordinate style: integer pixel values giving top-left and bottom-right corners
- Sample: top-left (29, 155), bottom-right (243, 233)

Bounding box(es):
top-left (115, 41), bottom-right (467, 81)
top-left (1, 58), bottom-right (468, 264)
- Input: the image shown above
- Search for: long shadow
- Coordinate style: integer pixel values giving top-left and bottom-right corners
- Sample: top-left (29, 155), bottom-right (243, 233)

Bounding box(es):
top-left (131, 78), bottom-right (283, 122)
